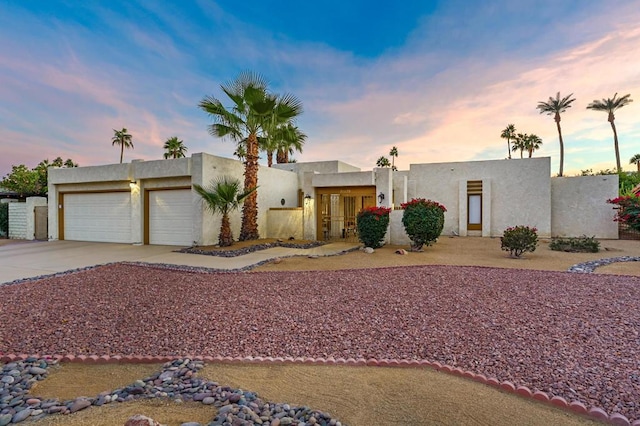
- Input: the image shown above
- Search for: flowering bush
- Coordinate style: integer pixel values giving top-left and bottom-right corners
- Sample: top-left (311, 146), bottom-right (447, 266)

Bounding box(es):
top-left (357, 206), bottom-right (391, 248)
top-left (400, 198), bottom-right (446, 251)
top-left (501, 225), bottom-right (538, 258)
top-left (607, 194), bottom-right (640, 232)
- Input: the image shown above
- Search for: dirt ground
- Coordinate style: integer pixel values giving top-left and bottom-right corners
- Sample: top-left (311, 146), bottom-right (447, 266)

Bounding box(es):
top-left (8, 237), bottom-right (639, 425)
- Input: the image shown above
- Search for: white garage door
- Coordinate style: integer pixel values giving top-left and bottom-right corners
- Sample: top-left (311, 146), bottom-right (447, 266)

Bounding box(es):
top-left (148, 189), bottom-right (193, 246)
top-left (64, 192), bottom-right (132, 243)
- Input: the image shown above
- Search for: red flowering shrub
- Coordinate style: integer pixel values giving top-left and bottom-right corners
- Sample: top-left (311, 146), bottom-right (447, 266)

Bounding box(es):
top-left (357, 206), bottom-right (391, 248)
top-left (400, 198), bottom-right (446, 251)
top-left (607, 195), bottom-right (640, 232)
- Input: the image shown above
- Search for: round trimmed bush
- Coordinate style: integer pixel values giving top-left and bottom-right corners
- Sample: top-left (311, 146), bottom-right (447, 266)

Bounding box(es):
top-left (401, 198), bottom-right (446, 251)
top-left (357, 206), bottom-right (391, 248)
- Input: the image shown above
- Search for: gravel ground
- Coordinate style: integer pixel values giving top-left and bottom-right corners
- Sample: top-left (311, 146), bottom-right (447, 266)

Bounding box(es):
top-left (1, 263), bottom-right (639, 421)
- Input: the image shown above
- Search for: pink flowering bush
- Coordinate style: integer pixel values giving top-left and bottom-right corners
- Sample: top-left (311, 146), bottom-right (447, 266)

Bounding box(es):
top-left (607, 194), bottom-right (640, 232)
top-left (357, 206), bottom-right (391, 248)
top-left (501, 225), bottom-right (538, 258)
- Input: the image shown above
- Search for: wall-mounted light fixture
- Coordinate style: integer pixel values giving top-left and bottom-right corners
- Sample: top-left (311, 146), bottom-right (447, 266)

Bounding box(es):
top-left (129, 179), bottom-right (138, 189)
top-left (281, 198), bottom-right (286, 206)
top-left (378, 192), bottom-right (385, 203)
top-left (304, 194), bottom-right (312, 200)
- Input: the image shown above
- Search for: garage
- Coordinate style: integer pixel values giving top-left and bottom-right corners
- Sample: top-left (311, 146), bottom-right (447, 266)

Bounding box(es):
top-left (62, 192), bottom-right (132, 243)
top-left (147, 189), bottom-right (193, 246)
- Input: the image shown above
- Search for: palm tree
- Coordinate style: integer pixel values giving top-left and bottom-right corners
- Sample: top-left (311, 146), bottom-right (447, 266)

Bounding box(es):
top-left (275, 123), bottom-right (306, 164)
top-left (524, 134), bottom-right (543, 158)
top-left (193, 176), bottom-right (256, 247)
top-left (511, 133), bottom-right (526, 159)
top-left (376, 156), bottom-right (391, 168)
top-left (630, 153), bottom-right (640, 172)
top-left (199, 71), bottom-right (303, 241)
top-left (586, 93), bottom-right (633, 172)
top-left (233, 144), bottom-right (247, 163)
top-left (500, 124), bottom-right (516, 159)
top-left (389, 146), bottom-right (398, 171)
top-left (536, 92), bottom-right (576, 176)
top-left (163, 136), bottom-right (188, 159)
top-left (112, 128), bottom-right (134, 164)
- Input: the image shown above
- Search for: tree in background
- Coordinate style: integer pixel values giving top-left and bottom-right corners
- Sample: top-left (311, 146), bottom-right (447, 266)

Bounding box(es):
top-left (275, 123), bottom-right (306, 165)
top-left (586, 93), bottom-right (633, 172)
top-left (511, 133), bottom-right (527, 159)
top-left (630, 154), bottom-right (640, 173)
top-left (193, 176), bottom-right (256, 247)
top-left (1, 157), bottom-right (78, 197)
top-left (376, 156), bottom-right (391, 168)
top-left (163, 136), bottom-right (188, 159)
top-left (536, 92), bottom-right (576, 176)
top-left (500, 124), bottom-right (516, 159)
top-left (112, 128), bottom-right (134, 164)
top-left (524, 134), bottom-right (543, 158)
top-left (389, 146), bottom-right (399, 171)
top-left (199, 71), bottom-right (303, 240)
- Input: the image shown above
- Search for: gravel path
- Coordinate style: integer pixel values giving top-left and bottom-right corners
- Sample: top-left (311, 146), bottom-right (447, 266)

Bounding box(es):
top-left (1, 263), bottom-right (639, 421)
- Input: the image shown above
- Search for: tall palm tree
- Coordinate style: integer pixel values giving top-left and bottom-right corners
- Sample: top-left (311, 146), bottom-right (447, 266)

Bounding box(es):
top-left (536, 92), bottom-right (576, 176)
top-left (163, 136), bottom-right (188, 159)
top-left (193, 176), bottom-right (256, 247)
top-left (199, 71), bottom-right (303, 241)
top-left (512, 133), bottom-right (527, 159)
top-left (112, 128), bottom-right (134, 164)
top-left (275, 123), bottom-right (306, 164)
top-left (630, 153), bottom-right (640, 172)
top-left (389, 146), bottom-right (398, 171)
top-left (586, 93), bottom-right (633, 172)
top-left (524, 134), bottom-right (543, 158)
top-left (376, 156), bottom-right (391, 168)
top-left (500, 124), bottom-right (516, 159)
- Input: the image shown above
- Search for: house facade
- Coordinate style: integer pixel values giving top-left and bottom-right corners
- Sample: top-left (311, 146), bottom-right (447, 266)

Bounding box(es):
top-left (47, 154), bottom-right (619, 246)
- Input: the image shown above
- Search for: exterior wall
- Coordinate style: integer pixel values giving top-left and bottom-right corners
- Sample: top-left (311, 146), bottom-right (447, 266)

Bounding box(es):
top-left (408, 158), bottom-right (552, 237)
top-left (312, 171), bottom-right (374, 187)
top-left (266, 208), bottom-right (303, 239)
top-left (551, 175), bottom-right (619, 238)
top-left (389, 210), bottom-right (411, 245)
top-left (8, 203), bottom-right (26, 239)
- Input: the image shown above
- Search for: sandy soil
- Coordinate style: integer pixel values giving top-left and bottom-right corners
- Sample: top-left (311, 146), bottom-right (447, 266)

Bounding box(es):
top-left (5, 237), bottom-right (638, 426)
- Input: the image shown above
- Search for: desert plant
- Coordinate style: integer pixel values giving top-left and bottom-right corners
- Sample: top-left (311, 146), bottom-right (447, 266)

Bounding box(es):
top-left (401, 198), bottom-right (446, 251)
top-left (549, 235), bottom-right (600, 253)
top-left (607, 194), bottom-right (640, 232)
top-left (0, 203), bottom-right (8, 237)
top-left (501, 225), bottom-right (538, 258)
top-left (356, 206), bottom-right (391, 248)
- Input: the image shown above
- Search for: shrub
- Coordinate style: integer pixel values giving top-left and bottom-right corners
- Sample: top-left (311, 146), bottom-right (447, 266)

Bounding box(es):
top-left (400, 198), bottom-right (446, 251)
top-left (357, 206), bottom-right (391, 248)
top-left (549, 235), bottom-right (600, 253)
top-left (501, 225), bottom-right (538, 258)
top-left (0, 203), bottom-right (7, 237)
top-left (607, 194), bottom-right (640, 232)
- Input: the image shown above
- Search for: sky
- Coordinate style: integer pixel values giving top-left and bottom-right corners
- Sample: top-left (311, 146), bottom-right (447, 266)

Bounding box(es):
top-left (1, 0), bottom-right (639, 178)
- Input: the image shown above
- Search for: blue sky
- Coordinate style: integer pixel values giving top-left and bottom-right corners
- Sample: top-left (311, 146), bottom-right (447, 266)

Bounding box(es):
top-left (1, 0), bottom-right (639, 177)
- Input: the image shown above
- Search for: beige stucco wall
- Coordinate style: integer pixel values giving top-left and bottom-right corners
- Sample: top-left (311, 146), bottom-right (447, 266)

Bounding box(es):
top-left (266, 208), bottom-right (303, 239)
top-left (551, 175), bottom-right (619, 238)
top-left (312, 171), bottom-right (375, 188)
top-left (408, 158), bottom-right (552, 237)
top-left (8, 202), bottom-right (26, 239)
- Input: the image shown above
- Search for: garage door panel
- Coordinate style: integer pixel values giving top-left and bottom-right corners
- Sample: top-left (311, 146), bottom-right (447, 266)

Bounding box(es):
top-left (64, 193), bottom-right (132, 243)
top-left (149, 190), bottom-right (193, 246)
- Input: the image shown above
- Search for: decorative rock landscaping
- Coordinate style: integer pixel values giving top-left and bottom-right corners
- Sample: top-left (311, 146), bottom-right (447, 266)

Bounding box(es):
top-left (176, 241), bottom-right (325, 258)
top-left (567, 256), bottom-right (640, 273)
top-left (0, 357), bottom-right (343, 425)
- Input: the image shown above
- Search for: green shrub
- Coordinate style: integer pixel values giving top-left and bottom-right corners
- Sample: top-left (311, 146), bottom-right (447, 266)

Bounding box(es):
top-left (0, 203), bottom-right (8, 237)
top-left (501, 225), bottom-right (538, 258)
top-left (400, 198), bottom-right (446, 251)
top-left (357, 206), bottom-right (391, 248)
top-left (549, 235), bottom-right (600, 253)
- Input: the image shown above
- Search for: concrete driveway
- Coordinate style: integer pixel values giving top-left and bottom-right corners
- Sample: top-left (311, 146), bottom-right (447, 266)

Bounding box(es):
top-left (0, 239), bottom-right (360, 284)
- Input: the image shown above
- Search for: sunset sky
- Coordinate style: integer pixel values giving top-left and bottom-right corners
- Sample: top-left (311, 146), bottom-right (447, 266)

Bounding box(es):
top-left (1, 0), bottom-right (639, 178)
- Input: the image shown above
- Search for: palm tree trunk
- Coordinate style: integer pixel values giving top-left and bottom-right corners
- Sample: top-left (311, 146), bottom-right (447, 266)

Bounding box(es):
top-left (610, 118), bottom-right (622, 172)
top-left (240, 133), bottom-right (260, 241)
top-left (555, 116), bottom-right (564, 177)
top-left (276, 149), bottom-right (286, 164)
top-left (267, 151), bottom-right (273, 167)
top-left (507, 139), bottom-right (511, 159)
top-left (528, 149), bottom-right (533, 158)
top-left (120, 143), bottom-right (124, 164)
top-left (520, 149), bottom-right (523, 159)
top-left (219, 213), bottom-right (234, 247)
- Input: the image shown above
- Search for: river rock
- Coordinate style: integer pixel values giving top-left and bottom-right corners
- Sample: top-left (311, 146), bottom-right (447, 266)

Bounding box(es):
top-left (124, 414), bottom-right (164, 426)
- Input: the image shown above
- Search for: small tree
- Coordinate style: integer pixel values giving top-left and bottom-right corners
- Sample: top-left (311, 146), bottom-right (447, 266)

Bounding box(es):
top-left (630, 154), bottom-right (640, 172)
top-left (193, 176), bottom-right (257, 247)
top-left (500, 124), bottom-right (516, 159)
top-left (608, 195), bottom-right (640, 232)
top-left (376, 156), bottom-right (391, 168)
top-left (501, 226), bottom-right (538, 258)
top-left (356, 206), bottom-right (391, 248)
top-left (401, 198), bottom-right (446, 251)
top-left (163, 136), bottom-right (187, 159)
top-left (112, 128), bottom-right (134, 164)
top-left (389, 146), bottom-right (399, 171)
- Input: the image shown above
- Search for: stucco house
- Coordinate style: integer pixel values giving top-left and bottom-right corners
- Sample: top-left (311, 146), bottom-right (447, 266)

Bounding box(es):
top-left (47, 153), bottom-right (618, 246)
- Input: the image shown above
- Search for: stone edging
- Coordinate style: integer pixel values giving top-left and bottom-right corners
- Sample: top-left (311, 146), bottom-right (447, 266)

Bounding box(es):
top-left (567, 256), bottom-right (640, 273)
top-left (175, 241), bottom-right (326, 257)
top-left (0, 353), bottom-right (634, 426)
